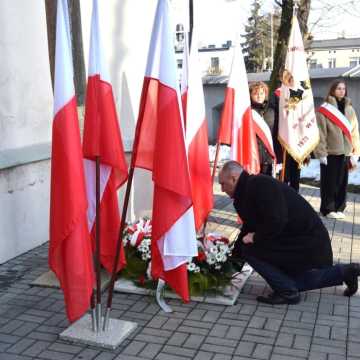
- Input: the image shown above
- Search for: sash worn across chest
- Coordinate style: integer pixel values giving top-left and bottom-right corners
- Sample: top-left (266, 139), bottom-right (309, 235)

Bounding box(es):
top-left (251, 109), bottom-right (275, 159)
top-left (318, 102), bottom-right (352, 144)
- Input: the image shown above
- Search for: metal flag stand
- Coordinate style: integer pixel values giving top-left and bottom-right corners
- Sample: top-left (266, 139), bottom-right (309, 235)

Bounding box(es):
top-left (59, 0), bottom-right (137, 348)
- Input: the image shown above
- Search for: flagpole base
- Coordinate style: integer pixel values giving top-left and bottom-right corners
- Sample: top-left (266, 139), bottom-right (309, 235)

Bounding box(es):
top-left (156, 279), bottom-right (173, 313)
top-left (59, 314), bottom-right (137, 349)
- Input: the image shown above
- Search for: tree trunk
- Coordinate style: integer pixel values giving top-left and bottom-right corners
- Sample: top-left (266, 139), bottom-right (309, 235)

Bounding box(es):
top-left (44, 0), bottom-right (57, 93)
top-left (67, 0), bottom-right (86, 105)
top-left (269, 0), bottom-right (311, 95)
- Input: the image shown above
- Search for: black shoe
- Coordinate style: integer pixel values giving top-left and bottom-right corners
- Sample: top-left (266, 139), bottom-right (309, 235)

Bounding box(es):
top-left (257, 292), bottom-right (300, 305)
top-left (343, 263), bottom-right (360, 297)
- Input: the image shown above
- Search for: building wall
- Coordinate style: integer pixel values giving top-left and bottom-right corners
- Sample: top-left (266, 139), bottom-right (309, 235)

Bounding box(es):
top-left (0, 1), bottom-right (160, 264)
top-left (203, 77), bottom-right (360, 145)
top-left (308, 48), bottom-right (360, 69)
top-left (0, 1), bottom-right (53, 263)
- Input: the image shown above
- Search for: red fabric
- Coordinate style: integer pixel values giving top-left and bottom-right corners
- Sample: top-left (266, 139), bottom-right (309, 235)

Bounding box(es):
top-left (252, 122), bottom-right (276, 159)
top-left (134, 77), bottom-right (193, 302)
top-left (238, 107), bottom-right (260, 174)
top-left (49, 97), bottom-right (94, 323)
top-left (318, 105), bottom-right (352, 144)
top-left (275, 87), bottom-right (281, 98)
top-left (217, 87), bottom-right (234, 145)
top-left (83, 75), bottom-right (128, 273)
top-left (188, 120), bottom-right (214, 230)
top-left (217, 88), bottom-right (260, 174)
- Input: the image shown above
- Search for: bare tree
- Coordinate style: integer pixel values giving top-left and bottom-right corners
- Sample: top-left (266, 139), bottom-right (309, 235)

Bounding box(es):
top-left (44, 0), bottom-right (86, 105)
top-left (269, 0), bottom-right (311, 94)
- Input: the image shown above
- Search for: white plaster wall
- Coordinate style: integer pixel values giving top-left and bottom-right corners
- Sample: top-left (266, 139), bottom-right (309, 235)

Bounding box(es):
top-left (0, 1), bottom-right (52, 151)
top-left (0, 161), bottom-right (50, 264)
top-left (0, 1), bottom-right (52, 264)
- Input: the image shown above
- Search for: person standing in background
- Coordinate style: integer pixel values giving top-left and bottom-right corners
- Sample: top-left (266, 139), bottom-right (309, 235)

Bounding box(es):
top-left (269, 87), bottom-right (301, 191)
top-left (249, 82), bottom-right (275, 176)
top-left (314, 79), bottom-right (360, 219)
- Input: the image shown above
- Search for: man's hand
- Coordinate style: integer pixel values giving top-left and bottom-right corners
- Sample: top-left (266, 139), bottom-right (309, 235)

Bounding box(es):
top-left (242, 232), bottom-right (255, 244)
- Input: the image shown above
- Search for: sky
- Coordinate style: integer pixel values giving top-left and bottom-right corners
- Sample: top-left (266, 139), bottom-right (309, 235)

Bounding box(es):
top-left (172, 0), bottom-right (360, 45)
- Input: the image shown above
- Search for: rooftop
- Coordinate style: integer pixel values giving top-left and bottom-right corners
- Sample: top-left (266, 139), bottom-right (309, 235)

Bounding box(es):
top-left (203, 66), bottom-right (360, 85)
top-left (310, 37), bottom-right (360, 50)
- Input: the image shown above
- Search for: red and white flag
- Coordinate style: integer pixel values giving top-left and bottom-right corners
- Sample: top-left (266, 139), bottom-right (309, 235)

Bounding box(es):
top-left (278, 16), bottom-right (319, 163)
top-left (133, 0), bottom-right (197, 302)
top-left (182, 30), bottom-right (213, 231)
top-left (83, 0), bottom-right (128, 274)
top-left (49, 0), bottom-right (94, 323)
top-left (217, 44), bottom-right (260, 174)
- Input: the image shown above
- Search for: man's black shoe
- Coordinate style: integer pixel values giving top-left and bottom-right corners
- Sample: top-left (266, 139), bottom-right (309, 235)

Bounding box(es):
top-left (257, 292), bottom-right (300, 305)
top-left (343, 263), bottom-right (360, 297)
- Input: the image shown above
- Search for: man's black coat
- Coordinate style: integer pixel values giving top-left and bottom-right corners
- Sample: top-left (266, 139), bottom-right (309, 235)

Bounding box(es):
top-left (233, 172), bottom-right (333, 275)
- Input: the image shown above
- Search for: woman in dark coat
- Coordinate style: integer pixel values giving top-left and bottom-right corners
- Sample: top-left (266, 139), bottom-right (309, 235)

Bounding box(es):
top-left (218, 161), bottom-right (360, 305)
top-left (249, 82), bottom-right (275, 176)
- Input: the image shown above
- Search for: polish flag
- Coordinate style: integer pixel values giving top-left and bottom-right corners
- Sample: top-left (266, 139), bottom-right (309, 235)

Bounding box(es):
top-left (217, 44), bottom-right (260, 174)
top-left (182, 30), bottom-right (213, 231)
top-left (49, 0), bottom-right (94, 323)
top-left (83, 0), bottom-right (128, 274)
top-left (133, 0), bottom-right (197, 302)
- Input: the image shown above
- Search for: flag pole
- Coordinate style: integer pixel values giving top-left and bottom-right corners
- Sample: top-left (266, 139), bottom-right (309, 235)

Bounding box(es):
top-left (103, 108), bottom-right (144, 330)
top-left (95, 155), bottom-right (102, 332)
top-left (201, 141), bottom-right (220, 236)
top-left (188, 0), bottom-right (193, 49)
top-left (281, 149), bottom-right (287, 182)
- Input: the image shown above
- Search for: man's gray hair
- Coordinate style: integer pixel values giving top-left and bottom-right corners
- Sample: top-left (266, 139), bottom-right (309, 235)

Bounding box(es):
top-left (221, 161), bottom-right (243, 176)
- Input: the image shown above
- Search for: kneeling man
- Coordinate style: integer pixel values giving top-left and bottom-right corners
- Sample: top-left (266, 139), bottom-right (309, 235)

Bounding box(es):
top-left (219, 161), bottom-right (360, 304)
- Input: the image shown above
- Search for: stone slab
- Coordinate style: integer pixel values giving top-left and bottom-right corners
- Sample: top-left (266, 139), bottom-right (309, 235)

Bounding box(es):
top-left (59, 314), bottom-right (137, 349)
top-left (114, 264), bottom-right (253, 306)
top-left (31, 270), bottom-right (111, 291)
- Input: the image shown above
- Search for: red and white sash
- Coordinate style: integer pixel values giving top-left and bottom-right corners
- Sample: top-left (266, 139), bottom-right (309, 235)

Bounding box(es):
top-left (318, 102), bottom-right (353, 144)
top-left (252, 109), bottom-right (276, 159)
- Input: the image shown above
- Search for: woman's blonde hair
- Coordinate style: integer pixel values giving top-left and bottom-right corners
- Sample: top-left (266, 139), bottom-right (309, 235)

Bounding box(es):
top-left (249, 81), bottom-right (269, 99)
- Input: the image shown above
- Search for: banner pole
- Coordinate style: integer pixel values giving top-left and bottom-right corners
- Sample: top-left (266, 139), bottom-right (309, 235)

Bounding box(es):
top-left (95, 155), bottom-right (102, 332)
top-left (281, 149), bottom-right (287, 182)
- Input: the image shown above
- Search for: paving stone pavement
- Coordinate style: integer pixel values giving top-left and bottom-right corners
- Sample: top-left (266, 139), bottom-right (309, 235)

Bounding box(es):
top-left (1, 183), bottom-right (360, 360)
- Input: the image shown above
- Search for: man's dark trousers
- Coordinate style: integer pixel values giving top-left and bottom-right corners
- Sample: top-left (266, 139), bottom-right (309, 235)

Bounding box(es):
top-left (245, 255), bottom-right (344, 294)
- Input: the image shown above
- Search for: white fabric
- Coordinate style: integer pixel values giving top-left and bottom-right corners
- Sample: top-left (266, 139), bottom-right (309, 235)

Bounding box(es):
top-left (319, 157), bottom-right (327, 165)
top-left (88, 0), bottom-right (110, 82)
top-left (83, 159), bottom-right (111, 231)
top-left (158, 207), bottom-right (197, 271)
top-left (145, 0), bottom-right (178, 91)
top-left (185, 28), bottom-right (206, 147)
top-left (320, 102), bottom-right (353, 133)
top-left (278, 16), bottom-right (319, 162)
top-left (53, 0), bottom-right (75, 115)
top-left (251, 109), bottom-right (274, 154)
top-left (227, 44), bottom-right (252, 160)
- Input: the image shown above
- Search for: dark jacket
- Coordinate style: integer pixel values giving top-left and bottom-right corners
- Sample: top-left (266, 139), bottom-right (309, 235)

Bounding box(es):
top-left (232, 172), bottom-right (333, 275)
top-left (251, 101), bottom-right (274, 168)
top-left (268, 91), bottom-right (283, 164)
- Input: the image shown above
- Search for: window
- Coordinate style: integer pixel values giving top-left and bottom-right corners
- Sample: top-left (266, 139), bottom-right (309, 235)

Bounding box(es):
top-left (349, 57), bottom-right (360, 67)
top-left (175, 23), bottom-right (184, 42)
top-left (328, 58), bottom-right (336, 68)
top-left (211, 57), bottom-right (220, 72)
top-left (309, 59), bottom-right (318, 69)
top-left (177, 59), bottom-right (183, 69)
